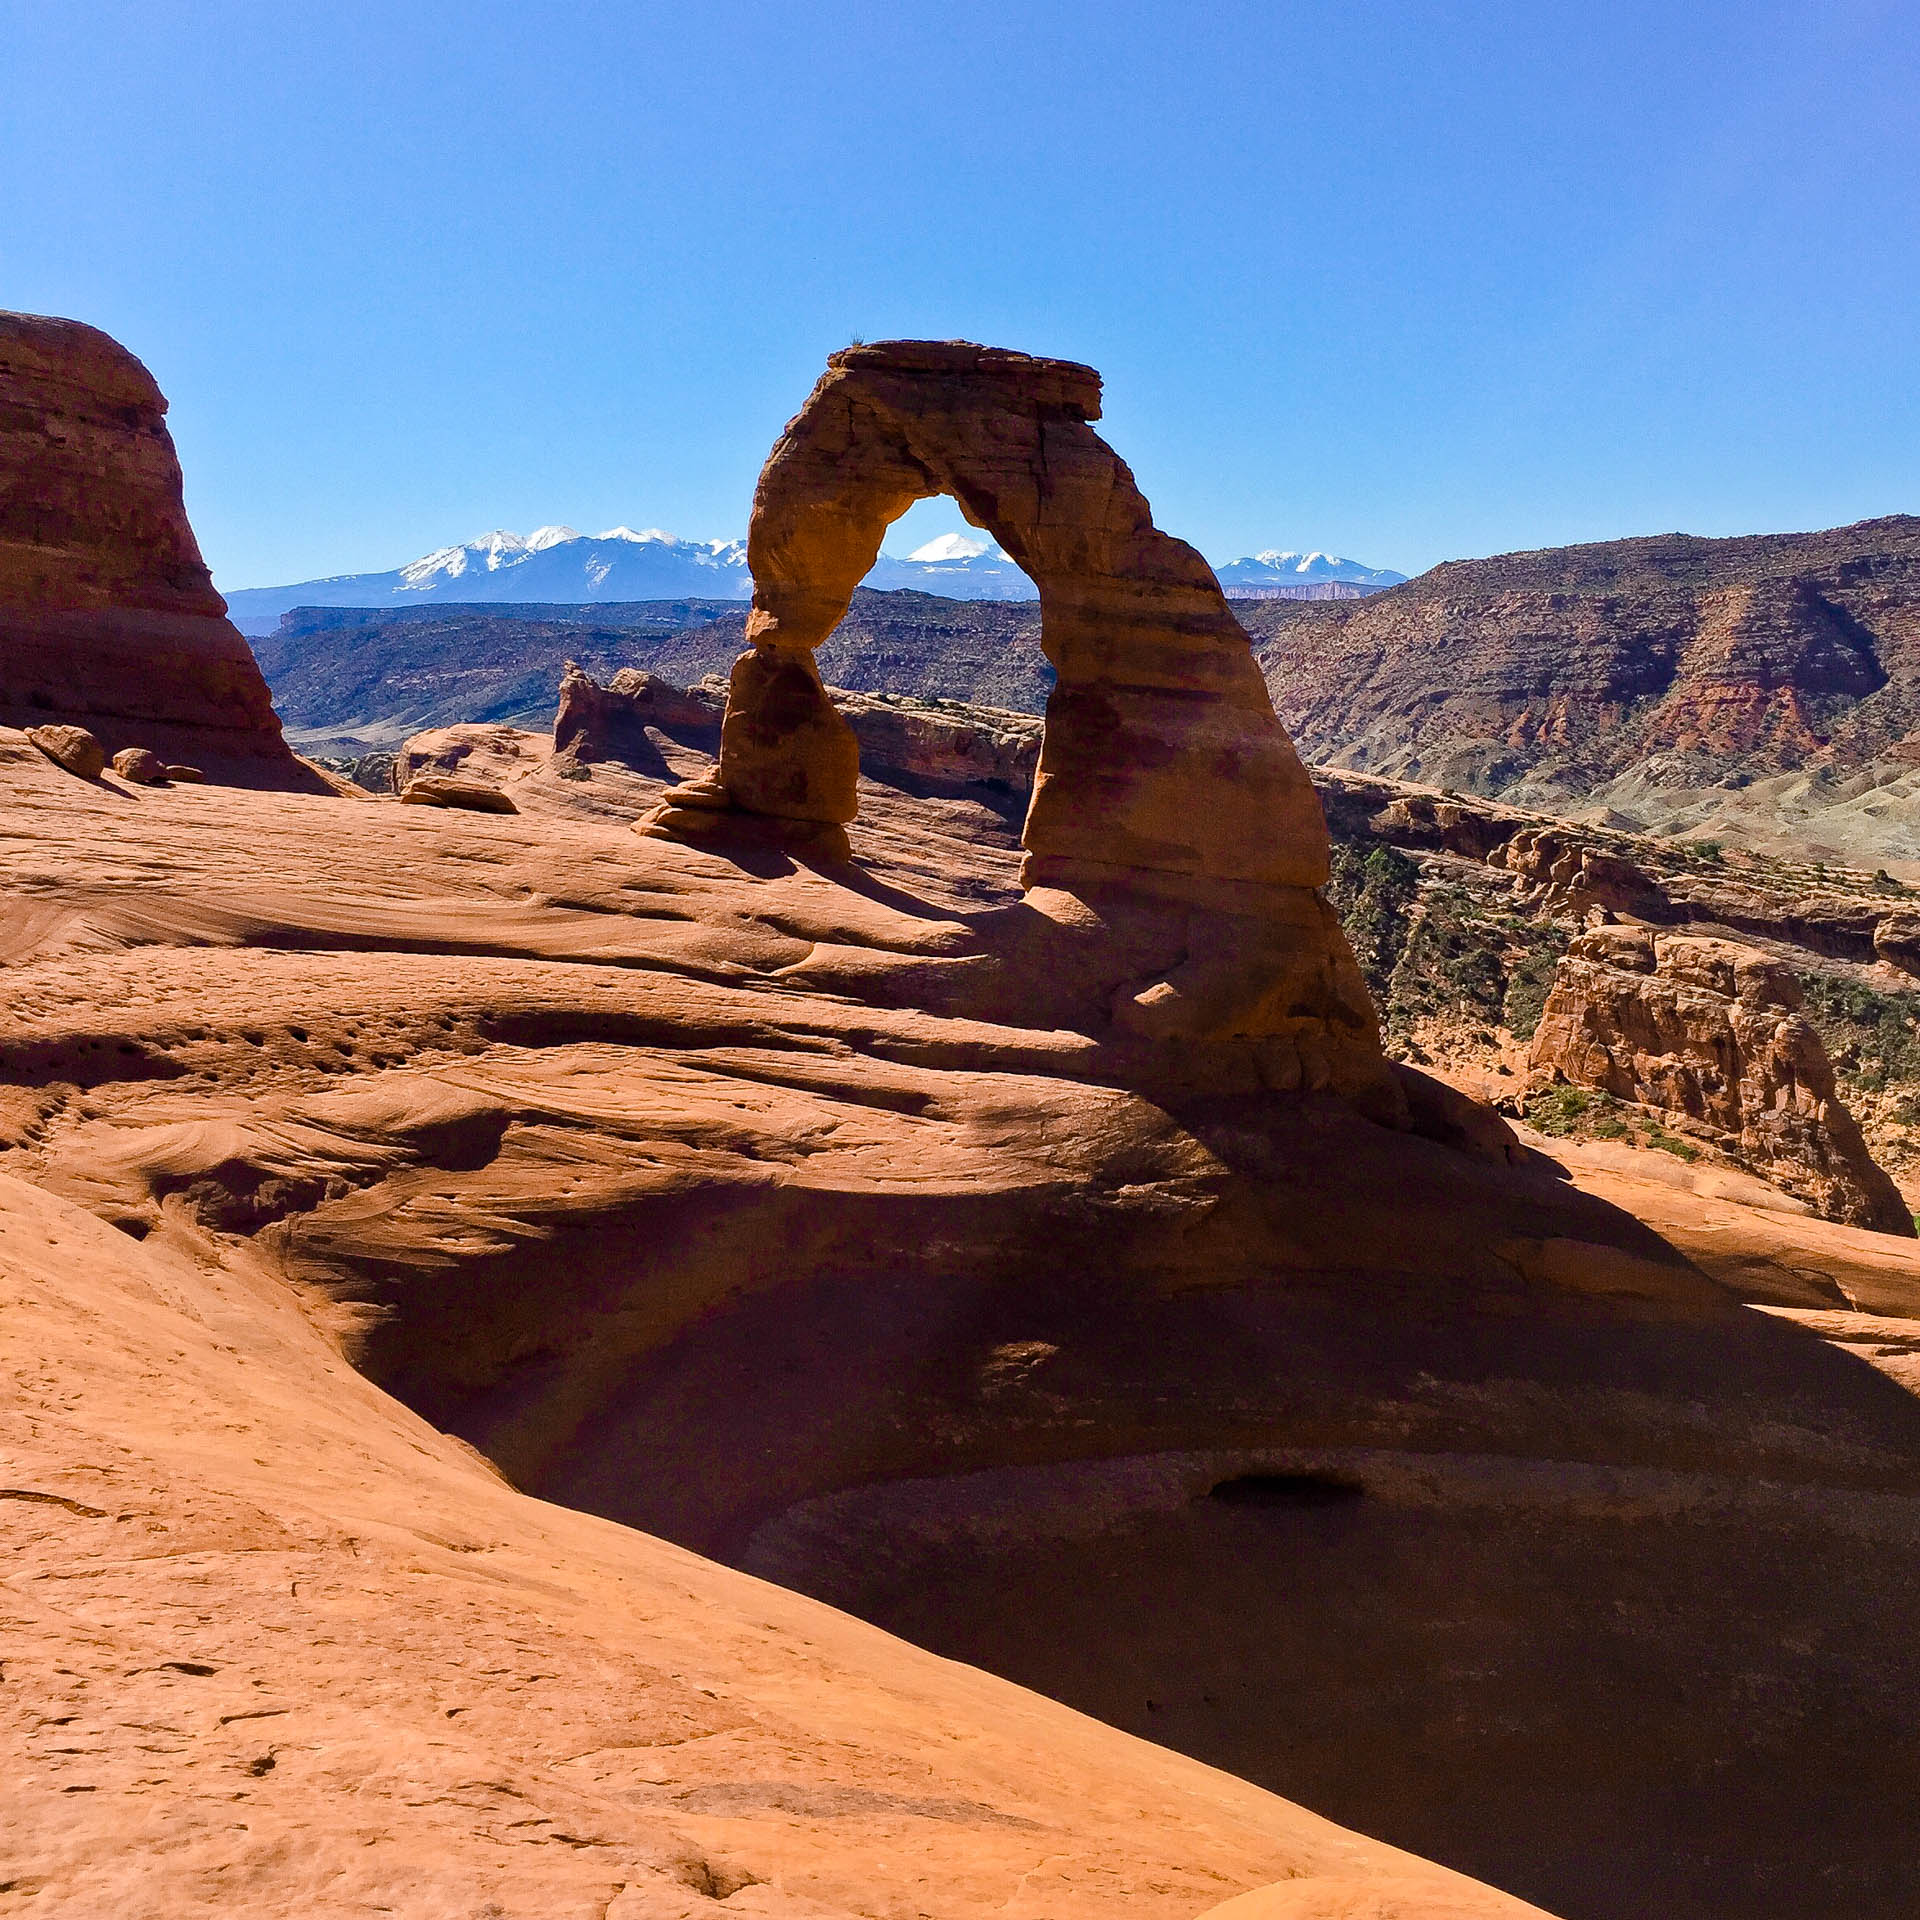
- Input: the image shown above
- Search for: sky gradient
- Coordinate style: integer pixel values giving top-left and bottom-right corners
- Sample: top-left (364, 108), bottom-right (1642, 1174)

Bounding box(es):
top-left (6, 0), bottom-right (1917, 589)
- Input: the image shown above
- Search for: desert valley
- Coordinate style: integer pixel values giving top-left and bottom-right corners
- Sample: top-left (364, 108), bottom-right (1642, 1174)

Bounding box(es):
top-left (7, 304), bottom-right (1920, 1920)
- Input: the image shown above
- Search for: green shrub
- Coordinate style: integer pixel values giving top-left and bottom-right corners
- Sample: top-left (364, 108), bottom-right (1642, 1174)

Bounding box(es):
top-left (1799, 974), bottom-right (1920, 1096)
top-left (1502, 947), bottom-right (1563, 1041)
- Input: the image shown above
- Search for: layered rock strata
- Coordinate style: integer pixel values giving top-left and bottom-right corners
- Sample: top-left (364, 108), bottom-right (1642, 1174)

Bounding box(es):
top-left (1530, 927), bottom-right (1913, 1233)
top-left (644, 341), bottom-right (1393, 1104)
top-left (0, 311), bottom-right (318, 787)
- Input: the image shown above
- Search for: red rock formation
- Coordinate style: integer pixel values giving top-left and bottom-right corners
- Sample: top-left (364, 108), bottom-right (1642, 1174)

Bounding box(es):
top-left (0, 312), bottom-right (320, 788)
top-left (560, 660), bottom-right (1041, 795)
top-left (644, 341), bottom-right (1394, 1105)
top-left (1495, 826), bottom-right (1670, 919)
top-left (1529, 926), bottom-right (1913, 1233)
top-left (652, 342), bottom-right (1326, 885)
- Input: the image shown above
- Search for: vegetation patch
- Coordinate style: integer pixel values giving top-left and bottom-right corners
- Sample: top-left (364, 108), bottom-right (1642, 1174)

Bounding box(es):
top-left (1525, 1085), bottom-right (1630, 1141)
top-left (1324, 840), bottom-right (1569, 1049)
top-left (1799, 974), bottom-right (1920, 1096)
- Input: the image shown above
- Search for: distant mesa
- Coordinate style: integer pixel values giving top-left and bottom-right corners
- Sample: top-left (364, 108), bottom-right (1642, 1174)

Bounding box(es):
top-left (0, 310), bottom-right (329, 791)
top-left (221, 522), bottom-right (1401, 632)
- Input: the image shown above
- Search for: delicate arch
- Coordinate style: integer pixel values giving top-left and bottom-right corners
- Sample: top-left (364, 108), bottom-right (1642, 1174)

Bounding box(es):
top-left (656, 339), bottom-right (1329, 894)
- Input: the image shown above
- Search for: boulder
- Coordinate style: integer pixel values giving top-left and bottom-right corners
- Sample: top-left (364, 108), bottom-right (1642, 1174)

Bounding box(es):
top-left (0, 312), bottom-right (324, 790)
top-left (25, 722), bottom-right (106, 779)
top-left (1529, 927), bottom-right (1913, 1233)
top-left (399, 774), bottom-right (520, 814)
top-left (110, 745), bottom-right (168, 785)
top-left (164, 764), bottom-right (205, 783)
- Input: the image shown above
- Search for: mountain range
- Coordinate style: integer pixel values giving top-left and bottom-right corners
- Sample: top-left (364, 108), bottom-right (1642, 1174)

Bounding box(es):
top-left (220, 525), bottom-right (1402, 631)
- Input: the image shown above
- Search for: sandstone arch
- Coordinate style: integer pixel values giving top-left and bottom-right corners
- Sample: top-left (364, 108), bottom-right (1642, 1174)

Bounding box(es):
top-left (646, 340), bottom-right (1393, 1105)
top-left (648, 340), bottom-right (1329, 890)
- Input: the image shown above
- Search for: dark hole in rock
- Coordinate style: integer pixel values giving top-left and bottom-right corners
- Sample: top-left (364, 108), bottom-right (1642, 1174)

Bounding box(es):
top-left (1207, 1471), bottom-right (1365, 1509)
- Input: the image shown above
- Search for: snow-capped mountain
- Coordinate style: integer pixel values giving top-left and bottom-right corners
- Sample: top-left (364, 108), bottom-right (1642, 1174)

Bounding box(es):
top-left (1212, 550), bottom-right (1405, 591)
top-left (222, 525), bottom-right (1403, 633)
top-left (223, 527), bottom-right (754, 632)
top-left (861, 532), bottom-right (1038, 601)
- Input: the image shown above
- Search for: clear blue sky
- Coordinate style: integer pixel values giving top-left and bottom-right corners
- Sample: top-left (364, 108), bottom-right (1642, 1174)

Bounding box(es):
top-left (5, 1), bottom-right (1916, 589)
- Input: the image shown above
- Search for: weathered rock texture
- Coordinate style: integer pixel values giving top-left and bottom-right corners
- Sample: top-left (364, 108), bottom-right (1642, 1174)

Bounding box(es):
top-left (110, 745), bottom-right (168, 785)
top-left (10, 716), bottom-right (1920, 1920)
top-left (646, 342), bottom-right (1393, 1105)
top-left (399, 773), bottom-right (519, 813)
top-left (26, 721), bottom-right (106, 779)
top-left (656, 342), bottom-right (1321, 882)
top-left (1530, 927), bottom-right (1913, 1233)
top-left (0, 312), bottom-right (319, 787)
top-left (1246, 516), bottom-right (1920, 864)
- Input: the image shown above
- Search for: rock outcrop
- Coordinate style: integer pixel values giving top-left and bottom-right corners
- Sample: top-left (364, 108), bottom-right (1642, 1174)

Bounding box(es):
top-left (644, 341), bottom-right (1395, 1106)
top-left (0, 312), bottom-right (321, 788)
top-left (559, 659), bottom-right (1042, 796)
top-left (1530, 927), bottom-right (1913, 1233)
top-left (1493, 826), bottom-right (1670, 919)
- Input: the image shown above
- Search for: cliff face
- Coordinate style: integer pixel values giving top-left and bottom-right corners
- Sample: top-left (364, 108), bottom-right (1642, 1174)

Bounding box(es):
top-left (1530, 928), bottom-right (1914, 1235)
top-left (0, 312), bottom-right (318, 786)
top-left (1245, 517), bottom-right (1920, 857)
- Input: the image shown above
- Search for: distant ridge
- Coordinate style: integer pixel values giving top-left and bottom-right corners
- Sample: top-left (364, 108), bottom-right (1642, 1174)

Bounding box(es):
top-left (1240, 512), bottom-right (1920, 861)
top-left (221, 524), bottom-right (1402, 632)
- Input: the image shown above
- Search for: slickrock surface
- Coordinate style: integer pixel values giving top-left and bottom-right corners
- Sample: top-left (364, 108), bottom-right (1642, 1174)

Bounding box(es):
top-left (8, 717), bottom-right (1920, 1919)
top-left (0, 312), bottom-right (323, 789)
top-left (0, 721), bottom-right (1568, 1920)
top-left (1528, 928), bottom-right (1913, 1233)
top-left (3, 1179), bottom-right (1563, 1920)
